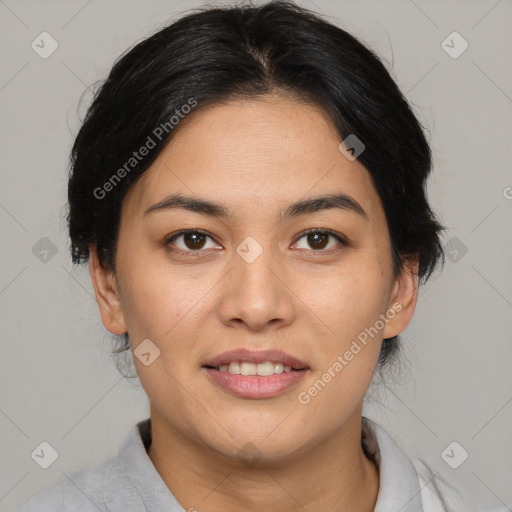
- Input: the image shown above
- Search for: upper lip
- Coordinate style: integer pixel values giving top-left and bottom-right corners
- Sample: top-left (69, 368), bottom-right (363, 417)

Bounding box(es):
top-left (202, 349), bottom-right (309, 370)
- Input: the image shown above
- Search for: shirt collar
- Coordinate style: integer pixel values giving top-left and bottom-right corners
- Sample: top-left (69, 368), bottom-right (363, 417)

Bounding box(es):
top-left (112, 416), bottom-right (424, 511)
top-left (362, 417), bottom-right (424, 512)
top-left (111, 418), bottom-right (184, 512)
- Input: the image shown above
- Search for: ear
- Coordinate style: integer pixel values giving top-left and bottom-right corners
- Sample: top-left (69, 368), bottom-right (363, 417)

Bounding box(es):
top-left (89, 245), bottom-right (127, 335)
top-left (382, 257), bottom-right (419, 339)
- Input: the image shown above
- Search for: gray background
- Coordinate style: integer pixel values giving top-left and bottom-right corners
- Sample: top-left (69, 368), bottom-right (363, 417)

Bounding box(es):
top-left (1, 0), bottom-right (511, 510)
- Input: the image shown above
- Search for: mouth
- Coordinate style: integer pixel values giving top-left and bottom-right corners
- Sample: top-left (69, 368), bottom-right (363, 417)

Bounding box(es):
top-left (204, 361), bottom-right (306, 375)
top-left (202, 349), bottom-right (309, 399)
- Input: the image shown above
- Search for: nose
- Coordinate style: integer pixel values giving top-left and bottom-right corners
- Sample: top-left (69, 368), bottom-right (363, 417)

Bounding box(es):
top-left (218, 242), bottom-right (296, 332)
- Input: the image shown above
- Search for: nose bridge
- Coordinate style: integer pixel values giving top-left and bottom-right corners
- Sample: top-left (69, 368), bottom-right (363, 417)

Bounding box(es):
top-left (233, 234), bottom-right (280, 296)
top-left (220, 234), bottom-right (293, 329)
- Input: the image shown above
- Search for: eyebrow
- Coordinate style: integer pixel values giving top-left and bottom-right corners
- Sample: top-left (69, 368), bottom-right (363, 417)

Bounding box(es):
top-left (143, 192), bottom-right (368, 221)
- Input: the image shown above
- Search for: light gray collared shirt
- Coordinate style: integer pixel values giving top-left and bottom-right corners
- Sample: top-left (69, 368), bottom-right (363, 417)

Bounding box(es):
top-left (18, 416), bottom-right (467, 512)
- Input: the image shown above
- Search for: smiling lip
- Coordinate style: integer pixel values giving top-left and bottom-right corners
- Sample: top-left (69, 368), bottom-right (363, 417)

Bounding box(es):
top-left (202, 348), bottom-right (309, 399)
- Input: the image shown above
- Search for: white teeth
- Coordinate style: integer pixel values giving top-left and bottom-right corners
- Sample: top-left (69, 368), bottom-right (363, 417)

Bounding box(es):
top-left (274, 363), bottom-right (284, 374)
top-left (256, 362), bottom-right (275, 376)
top-left (228, 362), bottom-right (241, 374)
top-left (215, 361), bottom-right (300, 376)
top-left (240, 362), bottom-right (257, 375)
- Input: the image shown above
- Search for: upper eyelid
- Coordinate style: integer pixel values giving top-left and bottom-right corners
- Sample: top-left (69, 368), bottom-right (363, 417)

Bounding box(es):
top-left (167, 229), bottom-right (219, 245)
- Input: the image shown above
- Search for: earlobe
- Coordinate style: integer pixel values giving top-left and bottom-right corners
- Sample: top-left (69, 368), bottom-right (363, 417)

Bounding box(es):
top-left (382, 258), bottom-right (419, 339)
top-left (89, 246), bottom-right (127, 335)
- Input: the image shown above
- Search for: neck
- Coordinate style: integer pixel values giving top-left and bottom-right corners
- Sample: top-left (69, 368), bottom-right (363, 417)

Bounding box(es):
top-left (147, 406), bottom-right (380, 511)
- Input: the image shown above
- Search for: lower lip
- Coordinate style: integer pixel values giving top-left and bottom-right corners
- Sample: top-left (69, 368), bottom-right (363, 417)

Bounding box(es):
top-left (203, 368), bottom-right (308, 399)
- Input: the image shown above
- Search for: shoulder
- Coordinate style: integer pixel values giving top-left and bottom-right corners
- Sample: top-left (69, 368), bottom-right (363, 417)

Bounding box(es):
top-left (413, 459), bottom-right (509, 512)
top-left (18, 419), bottom-right (154, 512)
top-left (413, 459), bottom-right (467, 512)
top-left (18, 455), bottom-right (120, 512)
top-left (362, 417), bottom-right (474, 512)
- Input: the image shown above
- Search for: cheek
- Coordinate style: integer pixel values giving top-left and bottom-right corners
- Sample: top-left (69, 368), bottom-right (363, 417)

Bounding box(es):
top-left (299, 261), bottom-right (389, 404)
top-left (118, 265), bottom-right (215, 428)
top-left (117, 245), bottom-right (215, 342)
top-left (298, 272), bottom-right (386, 412)
top-left (309, 259), bottom-right (391, 340)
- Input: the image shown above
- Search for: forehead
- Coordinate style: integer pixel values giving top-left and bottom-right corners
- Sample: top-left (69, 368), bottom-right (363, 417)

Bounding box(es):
top-left (121, 96), bottom-right (385, 225)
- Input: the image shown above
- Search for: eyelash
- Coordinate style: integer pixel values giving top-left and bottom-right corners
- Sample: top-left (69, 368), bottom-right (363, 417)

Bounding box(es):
top-left (165, 228), bottom-right (348, 258)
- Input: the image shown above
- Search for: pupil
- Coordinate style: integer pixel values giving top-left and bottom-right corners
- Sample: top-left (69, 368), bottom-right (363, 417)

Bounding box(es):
top-left (185, 233), bottom-right (205, 250)
top-left (309, 232), bottom-right (328, 250)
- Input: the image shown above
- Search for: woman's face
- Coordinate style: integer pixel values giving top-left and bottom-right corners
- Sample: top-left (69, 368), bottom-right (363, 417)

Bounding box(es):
top-left (91, 94), bottom-right (417, 461)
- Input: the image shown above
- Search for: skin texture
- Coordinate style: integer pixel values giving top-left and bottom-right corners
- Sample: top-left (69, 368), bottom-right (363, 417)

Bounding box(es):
top-left (89, 94), bottom-right (419, 511)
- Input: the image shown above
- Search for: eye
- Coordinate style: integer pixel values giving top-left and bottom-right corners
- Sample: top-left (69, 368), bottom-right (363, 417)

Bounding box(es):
top-left (293, 228), bottom-right (347, 252)
top-left (166, 229), bottom-right (221, 256)
top-left (165, 228), bottom-right (347, 258)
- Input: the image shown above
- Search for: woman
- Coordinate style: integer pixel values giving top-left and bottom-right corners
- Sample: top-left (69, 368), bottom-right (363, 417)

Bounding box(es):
top-left (20, 1), bottom-right (470, 510)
